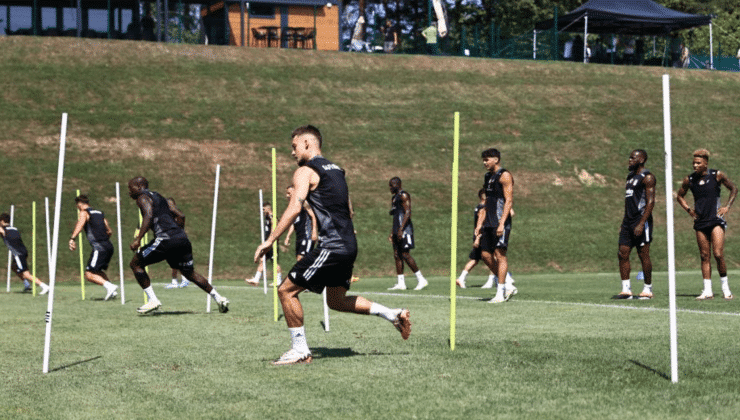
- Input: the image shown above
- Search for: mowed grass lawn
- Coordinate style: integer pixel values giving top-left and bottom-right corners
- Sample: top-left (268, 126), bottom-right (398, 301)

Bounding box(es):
top-left (2, 271), bottom-right (740, 420)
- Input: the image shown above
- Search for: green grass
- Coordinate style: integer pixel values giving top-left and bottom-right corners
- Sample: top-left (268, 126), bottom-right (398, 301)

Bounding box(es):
top-left (3, 271), bottom-right (740, 419)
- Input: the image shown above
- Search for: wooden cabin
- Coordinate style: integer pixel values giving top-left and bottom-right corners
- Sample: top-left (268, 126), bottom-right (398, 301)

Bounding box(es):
top-left (202, 0), bottom-right (339, 50)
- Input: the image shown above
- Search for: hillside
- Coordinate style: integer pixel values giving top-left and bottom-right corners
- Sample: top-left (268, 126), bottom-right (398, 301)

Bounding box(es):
top-left (1, 36), bottom-right (740, 280)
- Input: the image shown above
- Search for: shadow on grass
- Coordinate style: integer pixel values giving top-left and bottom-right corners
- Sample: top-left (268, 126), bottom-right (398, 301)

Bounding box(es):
top-left (49, 356), bottom-right (102, 372)
top-left (150, 311), bottom-right (196, 316)
top-left (629, 359), bottom-right (670, 381)
top-left (311, 347), bottom-right (396, 359)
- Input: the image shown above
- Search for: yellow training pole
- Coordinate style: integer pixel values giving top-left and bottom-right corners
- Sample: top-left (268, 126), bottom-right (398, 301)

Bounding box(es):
top-left (77, 189), bottom-right (85, 300)
top-left (32, 201), bottom-right (36, 296)
top-left (272, 148), bottom-right (279, 322)
top-left (138, 212), bottom-right (148, 303)
top-left (449, 112), bottom-right (460, 351)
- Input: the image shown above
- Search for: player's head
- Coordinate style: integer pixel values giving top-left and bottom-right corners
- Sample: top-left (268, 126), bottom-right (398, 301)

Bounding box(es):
top-left (692, 148), bottom-right (710, 172)
top-left (127, 176), bottom-right (148, 199)
top-left (478, 188), bottom-right (486, 201)
top-left (628, 149), bottom-right (647, 171)
top-left (481, 148), bottom-right (501, 171)
top-left (0, 213), bottom-right (9, 225)
top-left (74, 194), bottom-right (90, 209)
top-left (291, 125), bottom-right (322, 166)
top-left (389, 177), bottom-right (402, 193)
top-left (263, 204), bottom-right (272, 214)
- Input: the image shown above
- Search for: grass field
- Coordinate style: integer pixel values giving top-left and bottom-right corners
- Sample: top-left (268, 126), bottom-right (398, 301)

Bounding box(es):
top-left (3, 271), bottom-right (740, 419)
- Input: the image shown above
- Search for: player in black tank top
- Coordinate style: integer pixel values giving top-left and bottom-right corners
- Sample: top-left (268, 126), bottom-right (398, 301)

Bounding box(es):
top-left (0, 213), bottom-right (50, 294)
top-left (128, 176), bottom-right (230, 314)
top-left (254, 125), bottom-right (411, 365)
top-left (677, 149), bottom-right (738, 300)
top-left (387, 177), bottom-right (428, 291)
top-left (616, 150), bottom-right (656, 299)
top-left (69, 195), bottom-right (118, 301)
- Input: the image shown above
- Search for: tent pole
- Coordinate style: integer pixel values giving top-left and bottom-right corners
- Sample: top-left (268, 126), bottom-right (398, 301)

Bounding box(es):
top-left (709, 21), bottom-right (714, 69)
top-left (583, 13), bottom-right (588, 63)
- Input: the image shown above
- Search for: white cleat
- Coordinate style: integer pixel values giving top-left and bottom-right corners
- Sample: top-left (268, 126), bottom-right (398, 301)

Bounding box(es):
top-left (723, 291), bottom-right (733, 301)
top-left (480, 280), bottom-right (495, 289)
top-left (137, 298), bottom-right (162, 314)
top-left (696, 291), bottom-right (714, 301)
top-left (178, 279), bottom-right (190, 288)
top-left (271, 349), bottom-right (312, 366)
top-left (39, 286), bottom-right (49, 295)
top-left (164, 280), bottom-right (179, 289)
top-left (216, 296), bottom-right (229, 313)
top-left (104, 286), bottom-right (119, 301)
top-left (504, 285), bottom-right (518, 301)
top-left (413, 278), bottom-right (428, 291)
top-left (245, 278), bottom-right (260, 286)
top-left (387, 284), bottom-right (407, 291)
top-left (488, 295), bottom-right (506, 303)
top-left (456, 278), bottom-right (466, 289)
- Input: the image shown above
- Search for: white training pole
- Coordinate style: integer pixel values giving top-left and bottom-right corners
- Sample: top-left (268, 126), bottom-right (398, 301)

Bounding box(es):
top-left (6, 205), bottom-right (14, 292)
top-left (663, 74), bottom-right (679, 384)
top-left (115, 183), bottom-right (125, 304)
top-left (532, 30), bottom-right (537, 60)
top-left (43, 112), bottom-right (67, 374)
top-left (206, 164), bottom-right (221, 313)
top-left (322, 289), bottom-right (330, 332)
top-left (709, 22), bottom-right (714, 70)
top-left (45, 198), bottom-right (52, 282)
top-left (259, 189), bottom-right (267, 295)
top-left (583, 13), bottom-right (589, 64)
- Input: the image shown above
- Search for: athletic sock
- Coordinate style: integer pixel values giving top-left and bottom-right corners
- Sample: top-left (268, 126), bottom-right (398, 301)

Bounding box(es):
top-left (209, 289), bottom-right (223, 301)
top-left (143, 286), bottom-right (158, 301)
top-left (703, 279), bottom-right (713, 294)
top-left (643, 283), bottom-right (653, 292)
top-left (397, 274), bottom-right (406, 288)
top-left (621, 279), bottom-right (631, 293)
top-left (458, 270), bottom-right (469, 281)
top-left (369, 302), bottom-right (398, 322)
top-left (277, 272), bottom-right (283, 285)
top-left (414, 271), bottom-right (426, 281)
top-left (721, 276), bottom-right (730, 293)
top-left (289, 326), bottom-right (310, 354)
top-left (495, 282), bottom-right (505, 298)
top-left (103, 281), bottom-right (115, 290)
top-left (505, 272), bottom-right (514, 284)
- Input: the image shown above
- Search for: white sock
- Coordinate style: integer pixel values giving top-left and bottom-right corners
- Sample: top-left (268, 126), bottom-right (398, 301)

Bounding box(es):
top-left (643, 283), bottom-right (653, 292)
top-left (254, 271), bottom-right (261, 281)
top-left (414, 271), bottom-right (426, 281)
top-left (289, 326), bottom-right (310, 354)
top-left (458, 270), bottom-right (469, 281)
top-left (721, 276), bottom-right (730, 292)
top-left (369, 302), bottom-right (398, 322)
top-left (277, 272), bottom-right (283, 285)
top-left (495, 282), bottom-right (505, 297)
top-left (505, 272), bottom-right (514, 284)
top-left (209, 289), bottom-right (223, 301)
top-left (181, 275), bottom-right (187, 282)
top-left (397, 274), bottom-right (406, 287)
top-left (487, 274), bottom-right (495, 282)
top-left (103, 281), bottom-right (115, 290)
top-left (39, 282), bottom-right (49, 290)
top-left (144, 286), bottom-right (158, 301)
top-left (621, 279), bottom-right (631, 292)
top-left (703, 279), bottom-right (713, 294)
top-left (171, 278), bottom-right (178, 284)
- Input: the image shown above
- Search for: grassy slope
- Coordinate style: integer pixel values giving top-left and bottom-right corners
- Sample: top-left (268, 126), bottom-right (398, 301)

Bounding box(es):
top-left (1, 36), bottom-right (740, 281)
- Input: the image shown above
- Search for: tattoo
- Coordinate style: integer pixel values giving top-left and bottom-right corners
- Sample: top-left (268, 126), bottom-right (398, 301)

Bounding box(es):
top-left (298, 198), bottom-right (306, 205)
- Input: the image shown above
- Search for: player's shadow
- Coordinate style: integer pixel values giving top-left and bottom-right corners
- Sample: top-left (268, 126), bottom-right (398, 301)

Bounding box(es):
top-left (49, 356), bottom-right (102, 372)
top-left (310, 347), bottom-right (395, 359)
top-left (629, 359), bottom-right (670, 381)
top-left (150, 311), bottom-right (195, 316)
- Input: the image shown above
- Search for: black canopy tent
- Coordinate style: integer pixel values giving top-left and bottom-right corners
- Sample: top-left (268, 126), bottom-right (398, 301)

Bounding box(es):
top-left (535, 0), bottom-right (713, 66)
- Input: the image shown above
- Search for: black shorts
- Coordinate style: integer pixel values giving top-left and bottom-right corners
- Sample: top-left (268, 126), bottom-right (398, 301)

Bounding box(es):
top-left (137, 235), bottom-right (194, 271)
top-left (468, 247), bottom-right (482, 261)
top-left (288, 248), bottom-right (356, 294)
top-left (618, 221), bottom-right (652, 248)
top-left (392, 232), bottom-right (415, 252)
top-left (479, 225), bottom-right (511, 252)
top-left (694, 218), bottom-right (727, 234)
top-left (87, 242), bottom-right (113, 272)
top-left (10, 252), bottom-right (29, 274)
top-left (296, 238), bottom-right (315, 257)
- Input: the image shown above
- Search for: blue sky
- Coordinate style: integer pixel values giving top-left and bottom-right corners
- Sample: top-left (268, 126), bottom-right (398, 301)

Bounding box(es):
top-left (1, 6), bottom-right (133, 34)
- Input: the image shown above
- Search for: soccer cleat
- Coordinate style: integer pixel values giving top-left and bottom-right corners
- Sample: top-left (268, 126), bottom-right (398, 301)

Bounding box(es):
top-left (456, 278), bottom-right (466, 289)
top-left (23, 284), bottom-right (32, 293)
top-left (351, 276), bottom-right (360, 283)
top-left (723, 292), bottom-right (733, 301)
top-left (695, 292), bottom-right (714, 301)
top-left (178, 279), bottom-right (190, 288)
top-left (413, 278), bottom-right (428, 291)
top-left (617, 291), bottom-right (633, 298)
top-left (638, 291), bottom-right (653, 299)
top-left (489, 295), bottom-right (506, 303)
top-left (137, 298), bottom-right (162, 314)
top-left (504, 285), bottom-right (518, 301)
top-left (104, 286), bottom-right (119, 301)
top-left (480, 279), bottom-right (495, 289)
top-left (271, 349), bottom-right (312, 366)
top-left (393, 309), bottom-right (411, 340)
top-left (245, 278), bottom-right (260, 286)
top-left (388, 283), bottom-right (407, 291)
top-left (39, 286), bottom-right (49, 295)
top-left (164, 280), bottom-right (179, 289)
top-left (216, 296), bottom-right (229, 313)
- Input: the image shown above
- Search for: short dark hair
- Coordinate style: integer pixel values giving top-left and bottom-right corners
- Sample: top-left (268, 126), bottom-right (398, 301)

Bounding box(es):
top-left (0, 213), bottom-right (9, 223)
top-left (481, 148), bottom-right (501, 159)
top-left (633, 149), bottom-right (648, 162)
top-left (75, 194), bottom-right (90, 204)
top-left (291, 125), bottom-right (323, 148)
top-left (693, 148), bottom-right (710, 161)
top-left (389, 176), bottom-right (402, 185)
top-left (478, 188), bottom-right (485, 199)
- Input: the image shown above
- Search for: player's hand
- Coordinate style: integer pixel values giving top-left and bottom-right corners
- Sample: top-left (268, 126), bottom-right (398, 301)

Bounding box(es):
top-left (496, 224), bottom-right (504, 238)
top-left (473, 236), bottom-right (481, 248)
top-left (284, 238), bottom-right (290, 247)
top-left (388, 234), bottom-right (393, 243)
top-left (397, 231), bottom-right (404, 241)
top-left (130, 238), bottom-right (141, 251)
top-left (687, 209), bottom-right (697, 220)
top-left (718, 206), bottom-right (730, 218)
top-left (633, 224), bottom-right (644, 237)
top-left (254, 242), bottom-right (271, 264)
top-left (68, 239), bottom-right (76, 251)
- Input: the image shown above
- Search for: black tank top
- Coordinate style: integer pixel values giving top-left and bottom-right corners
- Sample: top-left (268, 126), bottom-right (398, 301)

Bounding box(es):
top-left (689, 169), bottom-right (725, 230)
top-left (623, 169), bottom-right (653, 226)
top-left (473, 204), bottom-right (484, 240)
top-left (483, 168), bottom-right (511, 228)
top-left (304, 156), bottom-right (357, 254)
top-left (142, 190), bottom-right (185, 239)
top-left (293, 207), bottom-right (312, 242)
top-left (2, 227), bottom-right (27, 257)
top-left (85, 208), bottom-right (111, 246)
top-left (390, 190), bottom-right (413, 236)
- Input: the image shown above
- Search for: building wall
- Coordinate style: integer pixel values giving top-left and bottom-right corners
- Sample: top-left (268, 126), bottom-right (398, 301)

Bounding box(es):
top-left (227, 3), bottom-right (338, 51)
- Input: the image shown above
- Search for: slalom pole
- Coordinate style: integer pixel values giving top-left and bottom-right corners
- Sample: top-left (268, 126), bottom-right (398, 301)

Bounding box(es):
top-left (206, 164), bottom-right (220, 313)
top-left (45, 198), bottom-right (52, 284)
top-left (32, 201), bottom-right (36, 296)
top-left (115, 183), bottom-right (125, 304)
top-left (663, 74), bottom-right (679, 383)
top-left (76, 189), bottom-right (85, 300)
top-left (322, 289), bottom-right (330, 332)
top-left (449, 112), bottom-right (460, 351)
top-left (259, 189), bottom-right (267, 295)
top-left (6, 205), bottom-right (14, 293)
top-left (43, 112), bottom-right (67, 374)
top-left (272, 148), bottom-right (279, 322)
